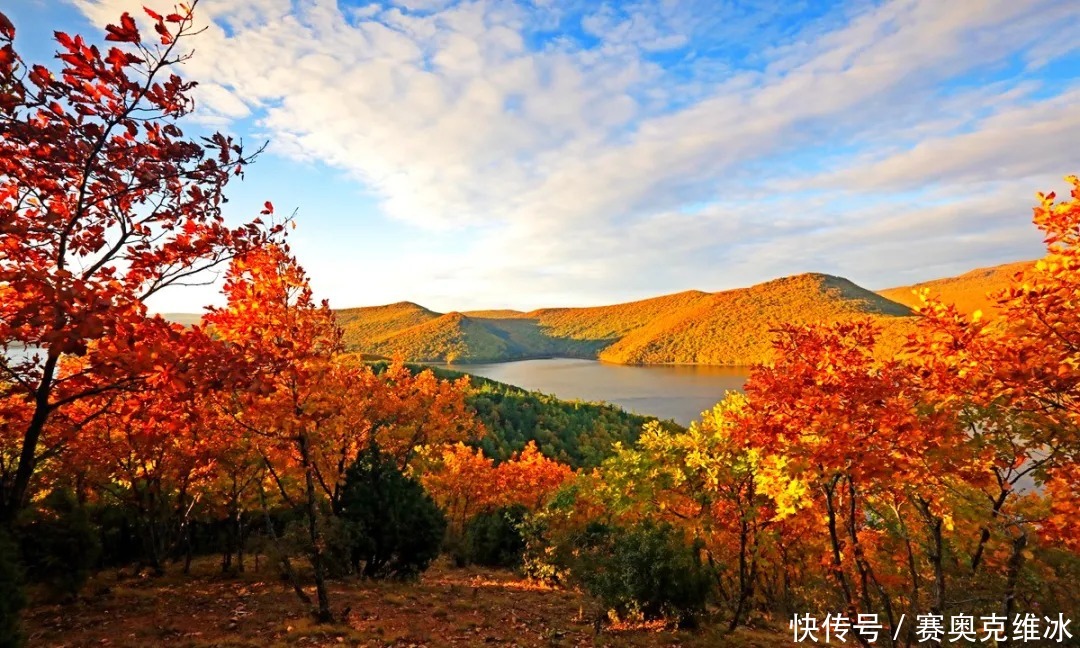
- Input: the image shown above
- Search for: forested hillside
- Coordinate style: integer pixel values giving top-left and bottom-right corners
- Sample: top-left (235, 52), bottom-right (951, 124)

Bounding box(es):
top-left (171, 265), bottom-right (1038, 365)
top-left (877, 260), bottom-right (1035, 317)
top-left (334, 301), bottom-right (440, 342)
top-left (337, 274), bottom-right (917, 365)
top-left (596, 273), bottom-right (912, 364)
top-left (370, 362), bottom-right (679, 468)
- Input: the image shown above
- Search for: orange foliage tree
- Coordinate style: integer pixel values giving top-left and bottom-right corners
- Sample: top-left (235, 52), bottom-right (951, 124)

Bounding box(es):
top-left (549, 180), bottom-right (1079, 634)
top-left (205, 245), bottom-right (483, 619)
top-left (318, 358), bottom-right (479, 515)
top-left (420, 441), bottom-right (573, 541)
top-left (905, 176), bottom-right (1080, 623)
top-left (59, 369), bottom-right (219, 575)
top-left (745, 321), bottom-right (984, 643)
top-left (205, 244), bottom-right (343, 620)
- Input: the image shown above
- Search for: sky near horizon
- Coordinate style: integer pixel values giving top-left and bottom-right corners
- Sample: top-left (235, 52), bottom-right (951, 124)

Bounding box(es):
top-left (6, 0), bottom-right (1080, 313)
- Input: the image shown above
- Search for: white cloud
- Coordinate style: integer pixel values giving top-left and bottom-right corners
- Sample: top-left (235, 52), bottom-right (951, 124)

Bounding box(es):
top-left (193, 82), bottom-right (251, 119)
top-left (66, 0), bottom-right (1080, 311)
top-left (798, 89), bottom-right (1080, 193)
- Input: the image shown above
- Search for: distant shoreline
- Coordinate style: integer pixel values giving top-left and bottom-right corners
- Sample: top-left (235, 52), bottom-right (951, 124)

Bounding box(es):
top-left (415, 355), bottom-right (758, 369)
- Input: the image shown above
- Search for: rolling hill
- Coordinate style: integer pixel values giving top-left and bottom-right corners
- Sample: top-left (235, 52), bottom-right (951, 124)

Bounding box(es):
top-left (334, 301), bottom-right (439, 340)
top-left (877, 260), bottom-right (1034, 317)
top-left (162, 260), bottom-right (1032, 366)
top-left (337, 307), bottom-right (608, 363)
top-left (338, 272), bottom-right (920, 365)
top-left (597, 273), bottom-right (913, 365)
top-left (359, 311), bottom-right (517, 362)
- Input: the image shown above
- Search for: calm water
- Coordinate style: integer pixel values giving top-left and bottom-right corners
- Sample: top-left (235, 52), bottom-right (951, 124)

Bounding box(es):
top-left (4, 350), bottom-right (748, 426)
top-left (449, 358), bottom-right (751, 426)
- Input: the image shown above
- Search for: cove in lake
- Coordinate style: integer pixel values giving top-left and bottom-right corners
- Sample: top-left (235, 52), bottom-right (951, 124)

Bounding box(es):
top-left (447, 358), bottom-right (751, 426)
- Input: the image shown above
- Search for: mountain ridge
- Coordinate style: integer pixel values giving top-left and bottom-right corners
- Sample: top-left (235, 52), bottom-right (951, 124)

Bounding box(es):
top-left (336, 270), bottom-right (923, 365)
top-left (163, 261), bottom-right (1034, 365)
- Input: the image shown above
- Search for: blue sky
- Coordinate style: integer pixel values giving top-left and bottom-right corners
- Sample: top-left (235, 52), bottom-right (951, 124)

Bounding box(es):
top-left (7, 0), bottom-right (1080, 313)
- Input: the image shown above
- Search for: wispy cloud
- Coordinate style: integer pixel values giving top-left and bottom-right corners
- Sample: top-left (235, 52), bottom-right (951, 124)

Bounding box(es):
top-left (67, 0), bottom-right (1080, 310)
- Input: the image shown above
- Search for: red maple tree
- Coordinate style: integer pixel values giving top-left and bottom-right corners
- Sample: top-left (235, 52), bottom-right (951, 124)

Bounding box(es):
top-left (0, 3), bottom-right (283, 519)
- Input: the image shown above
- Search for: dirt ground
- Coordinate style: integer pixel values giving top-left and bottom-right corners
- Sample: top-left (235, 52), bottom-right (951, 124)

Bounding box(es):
top-left (21, 558), bottom-right (792, 647)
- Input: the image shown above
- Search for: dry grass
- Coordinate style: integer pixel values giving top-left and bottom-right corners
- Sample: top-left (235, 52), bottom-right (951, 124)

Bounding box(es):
top-left (22, 558), bottom-right (792, 647)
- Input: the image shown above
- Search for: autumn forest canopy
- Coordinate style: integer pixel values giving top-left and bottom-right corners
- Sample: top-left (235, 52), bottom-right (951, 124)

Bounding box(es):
top-left (0, 5), bottom-right (1078, 648)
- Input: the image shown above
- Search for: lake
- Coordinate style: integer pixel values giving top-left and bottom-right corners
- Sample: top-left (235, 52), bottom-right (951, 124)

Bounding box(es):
top-left (4, 349), bottom-right (750, 426)
top-left (448, 358), bottom-right (751, 426)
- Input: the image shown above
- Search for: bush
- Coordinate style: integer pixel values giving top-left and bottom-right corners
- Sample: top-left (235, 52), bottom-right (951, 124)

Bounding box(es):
top-left (564, 521), bottom-right (712, 625)
top-left (339, 447), bottom-right (446, 579)
top-left (518, 487), bottom-right (577, 585)
top-left (463, 505), bottom-right (527, 568)
top-left (316, 512), bottom-right (356, 579)
top-left (0, 530), bottom-right (25, 648)
top-left (16, 489), bottom-right (101, 600)
top-left (91, 501), bottom-right (140, 568)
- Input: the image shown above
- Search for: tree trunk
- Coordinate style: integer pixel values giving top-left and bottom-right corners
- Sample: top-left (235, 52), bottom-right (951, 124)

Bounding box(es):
top-left (258, 485), bottom-right (311, 606)
top-left (2, 353), bottom-right (58, 522)
top-left (893, 504), bottom-right (919, 648)
top-left (824, 477), bottom-right (870, 648)
top-left (298, 433), bottom-right (333, 622)
top-left (237, 511), bottom-right (246, 573)
top-left (999, 531), bottom-right (1027, 648)
top-left (914, 497), bottom-right (945, 618)
top-left (776, 539), bottom-right (795, 617)
top-left (728, 517), bottom-right (750, 631)
top-left (183, 526), bottom-right (193, 575)
top-left (847, 478), bottom-right (895, 645)
top-left (971, 487), bottom-right (1010, 574)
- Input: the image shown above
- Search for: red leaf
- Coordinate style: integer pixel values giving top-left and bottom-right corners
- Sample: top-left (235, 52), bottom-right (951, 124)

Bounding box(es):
top-left (154, 21), bottom-right (173, 45)
top-left (29, 65), bottom-right (53, 88)
top-left (144, 6), bottom-right (163, 21)
top-left (0, 11), bottom-right (14, 40)
top-left (261, 201), bottom-right (274, 216)
top-left (105, 26), bottom-right (131, 43)
top-left (105, 12), bottom-right (140, 43)
top-left (105, 47), bottom-right (129, 69)
top-left (55, 31), bottom-right (74, 49)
